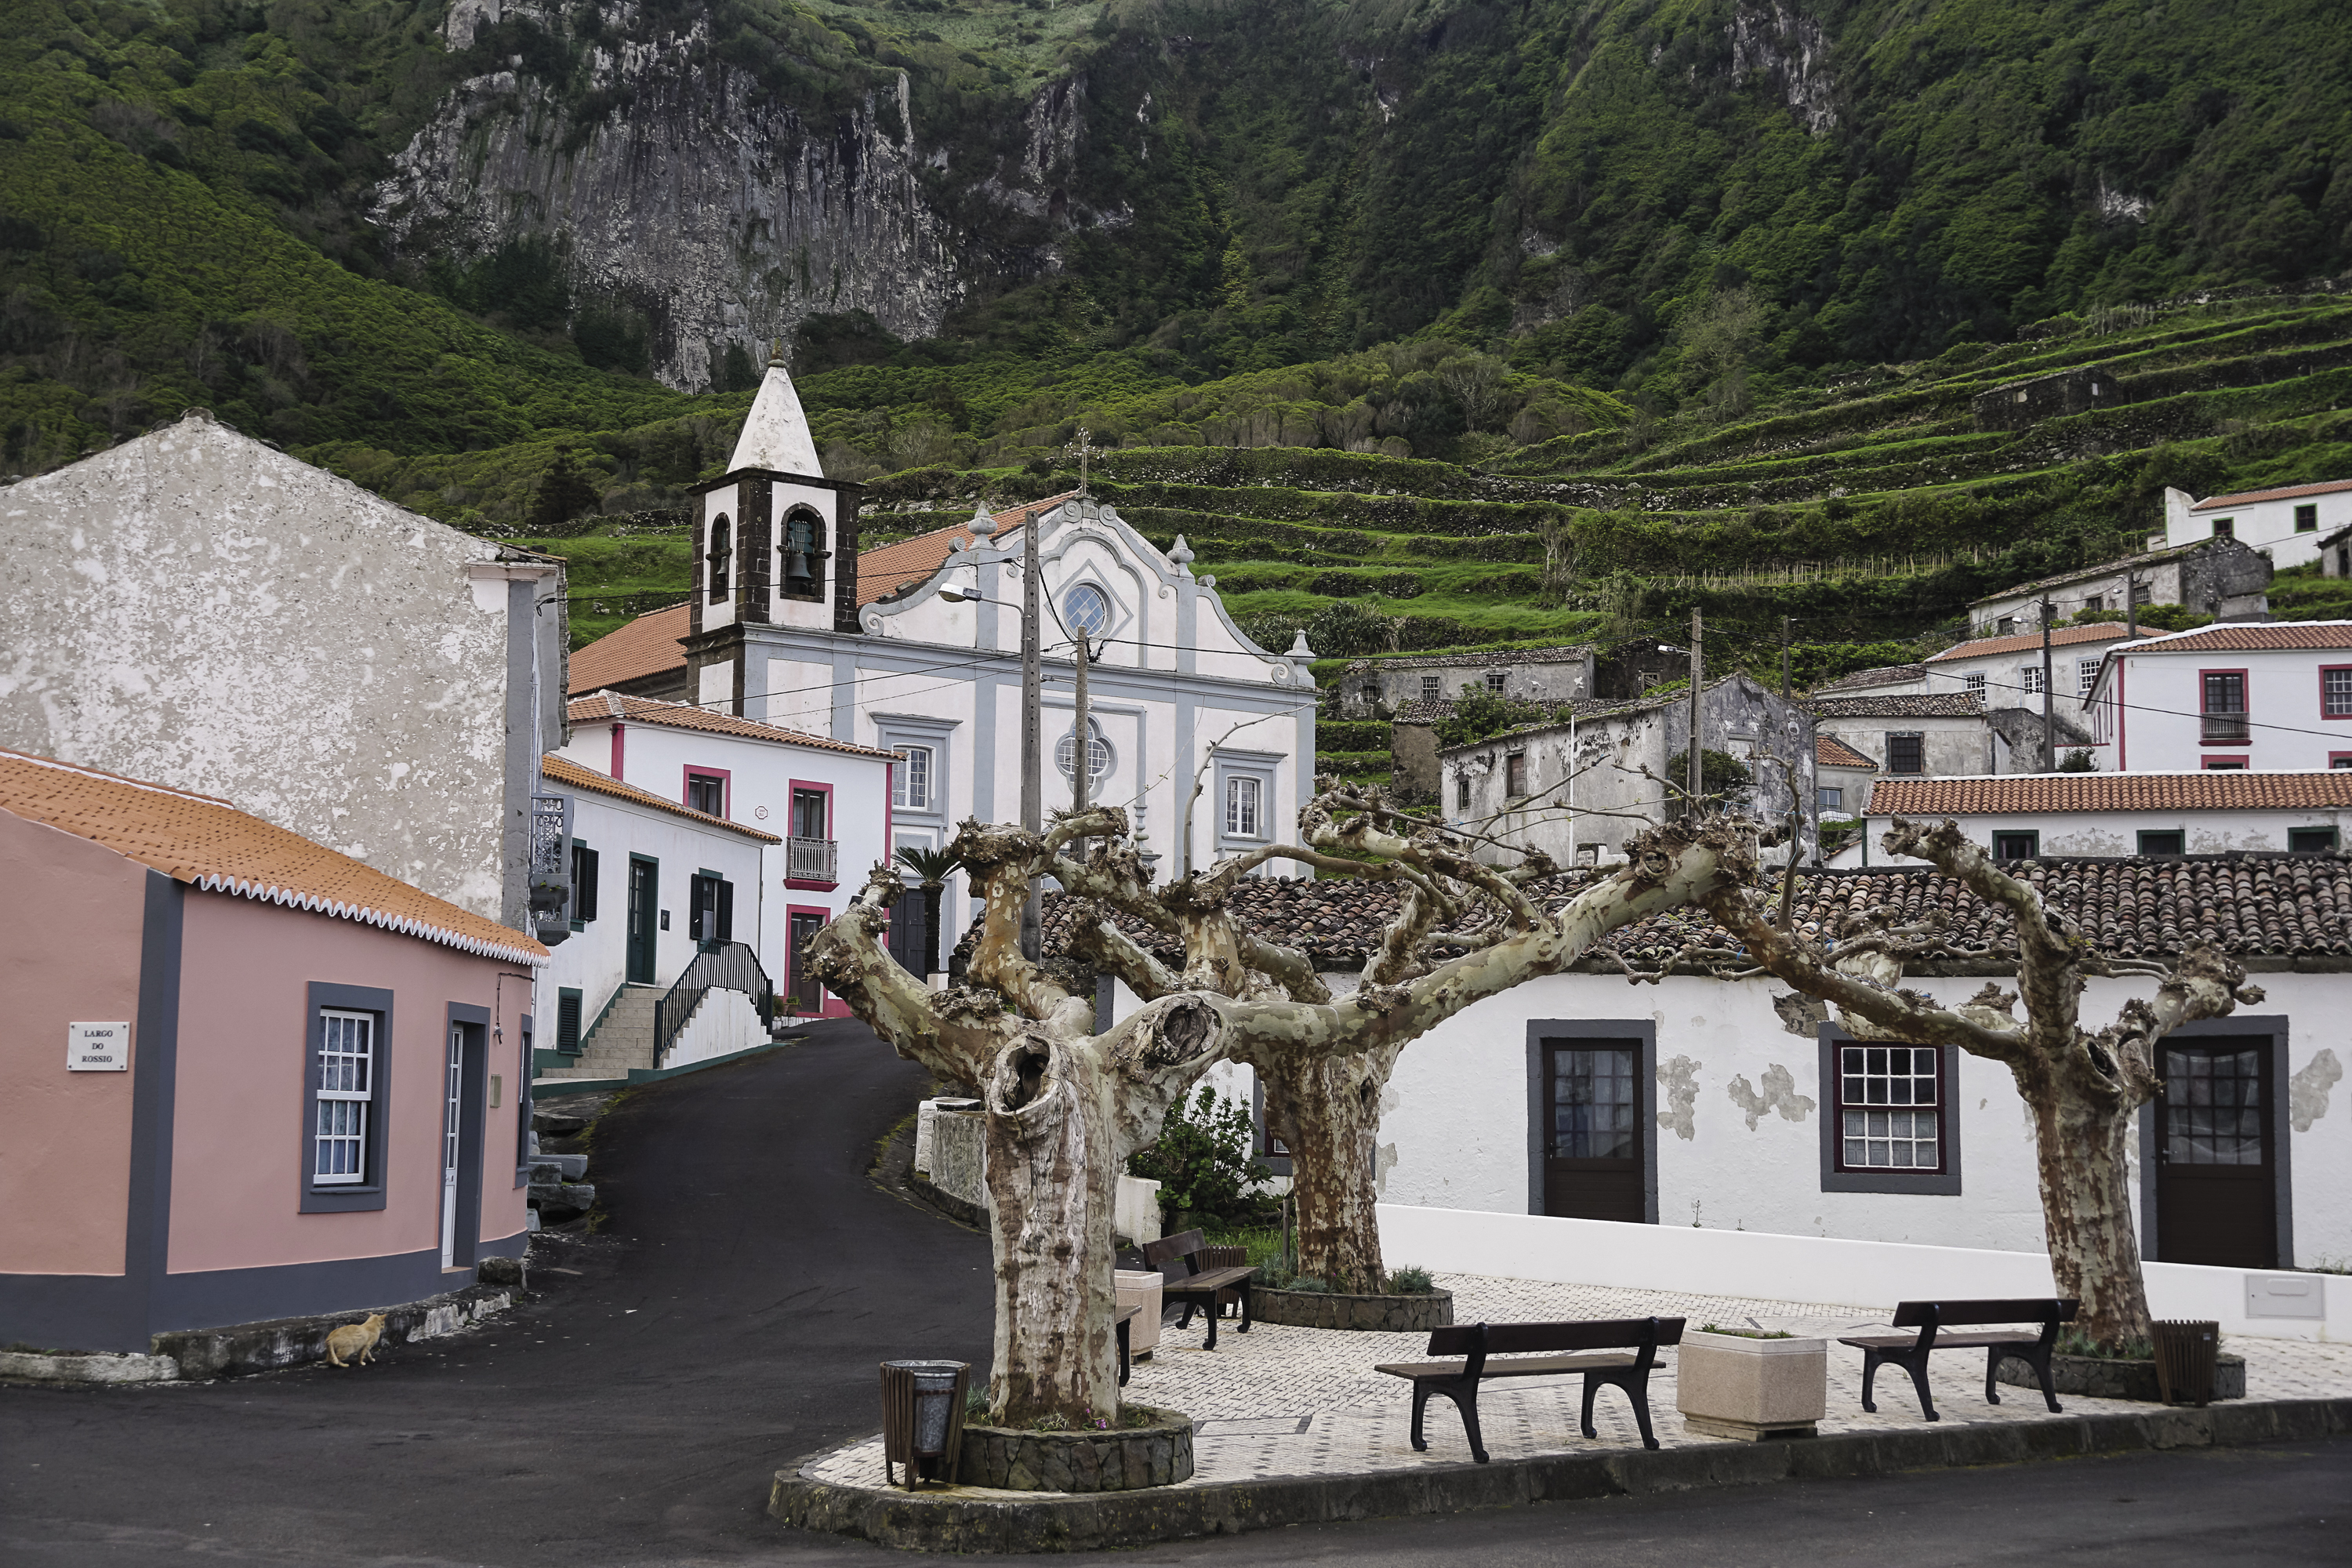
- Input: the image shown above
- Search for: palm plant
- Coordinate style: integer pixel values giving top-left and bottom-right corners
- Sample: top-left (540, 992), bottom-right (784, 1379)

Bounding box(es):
top-left (893, 845), bottom-right (960, 977)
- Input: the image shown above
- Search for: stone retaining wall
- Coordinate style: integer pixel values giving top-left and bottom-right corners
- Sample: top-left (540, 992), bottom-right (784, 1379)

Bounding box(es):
top-left (955, 1406), bottom-right (1192, 1493)
top-left (1996, 1351), bottom-right (2247, 1403)
top-left (1252, 1287), bottom-right (1454, 1332)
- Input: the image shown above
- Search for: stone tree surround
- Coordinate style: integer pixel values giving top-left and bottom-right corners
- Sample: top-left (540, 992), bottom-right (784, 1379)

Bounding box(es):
top-left (955, 1406), bottom-right (1192, 1492)
top-left (1250, 1287), bottom-right (1454, 1332)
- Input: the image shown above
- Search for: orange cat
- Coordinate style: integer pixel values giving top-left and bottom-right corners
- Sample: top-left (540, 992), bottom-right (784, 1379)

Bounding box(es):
top-left (324, 1312), bottom-right (386, 1369)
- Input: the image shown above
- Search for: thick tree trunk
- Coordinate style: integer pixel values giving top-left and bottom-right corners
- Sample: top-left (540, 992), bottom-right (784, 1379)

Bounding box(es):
top-left (1258, 1046), bottom-right (1399, 1293)
top-left (2019, 1057), bottom-right (2151, 1345)
top-left (979, 1029), bottom-right (1125, 1425)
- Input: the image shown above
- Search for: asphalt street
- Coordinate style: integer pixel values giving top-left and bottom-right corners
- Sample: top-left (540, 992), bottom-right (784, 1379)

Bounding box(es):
top-left (5, 1018), bottom-right (2344, 1567)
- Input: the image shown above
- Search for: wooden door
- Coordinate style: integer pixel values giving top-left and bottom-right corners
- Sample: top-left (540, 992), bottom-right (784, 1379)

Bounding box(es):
top-left (2156, 1040), bottom-right (2275, 1268)
top-left (1542, 1041), bottom-right (1646, 1223)
top-left (887, 883), bottom-right (929, 975)
top-left (789, 911), bottom-right (826, 1013)
top-left (626, 857), bottom-right (658, 983)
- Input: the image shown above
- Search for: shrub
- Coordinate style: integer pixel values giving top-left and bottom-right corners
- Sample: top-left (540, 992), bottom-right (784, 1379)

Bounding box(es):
top-left (1387, 1265), bottom-right (1435, 1295)
top-left (1126, 1086), bottom-right (1274, 1229)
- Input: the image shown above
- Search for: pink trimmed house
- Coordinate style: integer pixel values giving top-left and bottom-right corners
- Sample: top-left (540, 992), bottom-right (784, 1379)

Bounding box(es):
top-left (0, 748), bottom-right (546, 1354)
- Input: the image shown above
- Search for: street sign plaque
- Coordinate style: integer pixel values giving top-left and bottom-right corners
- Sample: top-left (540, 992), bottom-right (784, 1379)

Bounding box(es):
top-left (68, 1021), bottom-right (130, 1071)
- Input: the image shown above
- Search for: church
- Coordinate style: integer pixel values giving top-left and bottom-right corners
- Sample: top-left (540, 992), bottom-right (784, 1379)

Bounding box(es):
top-left (566, 350), bottom-right (1320, 948)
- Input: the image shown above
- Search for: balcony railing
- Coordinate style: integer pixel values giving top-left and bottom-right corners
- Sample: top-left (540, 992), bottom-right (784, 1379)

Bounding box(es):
top-left (2201, 714), bottom-right (2251, 746)
top-left (788, 837), bottom-right (838, 882)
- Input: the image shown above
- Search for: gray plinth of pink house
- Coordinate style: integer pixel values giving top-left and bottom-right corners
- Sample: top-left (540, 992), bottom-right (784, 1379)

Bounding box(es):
top-left (0, 747), bottom-right (546, 1353)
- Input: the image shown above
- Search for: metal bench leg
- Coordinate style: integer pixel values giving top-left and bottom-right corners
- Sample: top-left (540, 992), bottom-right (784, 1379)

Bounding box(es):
top-left (1984, 1345), bottom-right (2004, 1406)
top-left (1176, 1301), bottom-right (1196, 1330)
top-left (1439, 1385), bottom-right (1489, 1464)
top-left (2024, 1347), bottom-right (2062, 1414)
top-left (1118, 1317), bottom-right (1132, 1388)
top-left (1237, 1279), bottom-right (1252, 1334)
top-left (1409, 1384), bottom-right (1432, 1452)
top-left (1904, 1353), bottom-right (1939, 1421)
top-left (1579, 1373), bottom-right (1602, 1439)
top-left (1860, 1349), bottom-right (1882, 1414)
top-left (1203, 1298), bottom-right (1220, 1352)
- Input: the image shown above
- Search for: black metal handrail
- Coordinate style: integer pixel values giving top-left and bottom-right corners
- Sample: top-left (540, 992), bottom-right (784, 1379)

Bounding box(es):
top-left (654, 939), bottom-right (771, 1065)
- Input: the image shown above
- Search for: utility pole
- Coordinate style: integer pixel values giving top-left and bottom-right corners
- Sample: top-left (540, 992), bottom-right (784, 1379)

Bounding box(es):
top-left (1020, 506), bottom-right (1043, 961)
top-left (1071, 623), bottom-right (1092, 860)
top-left (1686, 607), bottom-right (1704, 814)
top-left (1780, 615), bottom-right (1791, 699)
top-left (2040, 597), bottom-right (2057, 772)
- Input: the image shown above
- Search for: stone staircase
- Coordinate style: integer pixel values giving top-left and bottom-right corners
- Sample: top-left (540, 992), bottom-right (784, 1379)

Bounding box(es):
top-left (536, 982), bottom-right (662, 1082)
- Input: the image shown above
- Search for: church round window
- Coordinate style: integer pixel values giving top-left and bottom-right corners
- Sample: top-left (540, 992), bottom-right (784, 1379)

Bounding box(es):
top-left (1063, 583), bottom-right (1112, 637)
top-left (1055, 721), bottom-right (1112, 784)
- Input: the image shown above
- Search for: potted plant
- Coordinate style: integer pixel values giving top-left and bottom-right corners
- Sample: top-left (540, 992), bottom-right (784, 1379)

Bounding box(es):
top-left (1675, 1324), bottom-right (1827, 1441)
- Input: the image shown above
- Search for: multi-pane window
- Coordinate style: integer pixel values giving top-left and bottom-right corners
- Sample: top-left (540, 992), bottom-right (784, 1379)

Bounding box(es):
top-left (2078, 659), bottom-right (2101, 697)
top-left (685, 771), bottom-right (725, 817)
top-left (1485, 671), bottom-right (1507, 694)
top-left (2138, 829), bottom-right (2185, 855)
top-left (1505, 751), bottom-right (1528, 797)
top-left (791, 788), bottom-right (829, 841)
top-left (1552, 1048), bottom-right (1637, 1159)
top-left (1421, 674), bottom-right (1441, 702)
top-left (314, 1011), bottom-right (374, 1184)
top-left (1456, 772), bottom-right (1471, 811)
top-left (1063, 583), bottom-right (1111, 637)
top-left (2163, 1047), bottom-right (2262, 1165)
top-left (1994, 616), bottom-right (2016, 636)
top-left (895, 745), bottom-right (934, 809)
top-left (1837, 1044), bottom-right (1942, 1172)
top-left (2212, 517), bottom-right (2235, 539)
top-left (2295, 503), bottom-right (2319, 532)
top-left (2082, 594), bottom-right (2104, 612)
top-left (2020, 665), bottom-right (2045, 696)
top-left (1886, 733), bottom-right (1924, 775)
top-left (1818, 786), bottom-right (1843, 811)
top-left (1225, 775), bottom-right (1261, 837)
top-left (2324, 667), bottom-right (2352, 720)
top-left (1055, 724), bottom-right (1110, 784)
top-left (2201, 671), bottom-right (2249, 745)
top-left (1993, 830), bottom-right (2041, 858)
top-left (689, 873), bottom-right (734, 942)
top-left (1964, 672), bottom-right (1987, 696)
top-left (570, 844), bottom-right (600, 923)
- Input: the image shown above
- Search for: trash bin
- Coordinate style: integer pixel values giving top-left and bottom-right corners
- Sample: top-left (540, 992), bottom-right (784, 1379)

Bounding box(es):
top-left (880, 1359), bottom-right (971, 1488)
top-left (2151, 1320), bottom-right (2219, 1407)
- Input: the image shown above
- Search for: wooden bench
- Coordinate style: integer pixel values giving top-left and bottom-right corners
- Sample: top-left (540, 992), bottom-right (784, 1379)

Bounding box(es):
top-left (1374, 1316), bottom-right (1685, 1462)
top-left (1140, 1229), bottom-right (1256, 1351)
top-left (1838, 1298), bottom-right (2079, 1421)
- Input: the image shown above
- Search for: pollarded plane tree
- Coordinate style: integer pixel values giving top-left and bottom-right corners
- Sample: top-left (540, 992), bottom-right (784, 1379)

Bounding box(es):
top-left (1628, 817), bottom-right (2257, 1350)
top-left (806, 793), bottom-right (1756, 1426)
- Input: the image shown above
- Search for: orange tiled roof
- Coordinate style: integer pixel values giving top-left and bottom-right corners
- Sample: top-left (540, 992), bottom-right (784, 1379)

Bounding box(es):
top-left (1926, 622), bottom-right (2137, 662)
top-left (857, 492), bottom-right (1082, 606)
top-left (0, 747), bottom-right (547, 964)
top-left (567, 601), bottom-right (691, 695)
top-left (2190, 479), bottom-right (2352, 511)
top-left (1817, 735), bottom-right (1878, 771)
top-left (1867, 771), bottom-right (2352, 816)
top-left (565, 690), bottom-right (900, 760)
top-left (540, 753), bottom-right (781, 842)
top-left (2118, 620), bottom-right (2352, 655)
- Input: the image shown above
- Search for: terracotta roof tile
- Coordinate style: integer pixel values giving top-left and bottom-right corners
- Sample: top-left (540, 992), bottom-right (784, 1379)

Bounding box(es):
top-left (1963, 541), bottom-right (2223, 607)
top-left (1809, 693), bottom-right (1986, 718)
top-left (1867, 771), bottom-right (2352, 815)
top-left (2113, 620), bottom-right (2352, 654)
top-left (567, 601), bottom-right (690, 695)
top-left (2190, 479), bottom-right (2352, 511)
top-left (0, 747), bottom-right (546, 964)
top-left (540, 753), bottom-right (781, 842)
top-left (1817, 736), bottom-right (1878, 770)
top-left (857, 492), bottom-right (1082, 606)
top-left (1013, 851), bottom-right (2352, 970)
top-left (1925, 622), bottom-right (2136, 662)
top-left (564, 691), bottom-right (900, 760)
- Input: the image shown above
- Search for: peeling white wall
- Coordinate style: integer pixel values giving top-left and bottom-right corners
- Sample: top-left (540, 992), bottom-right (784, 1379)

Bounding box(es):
top-left (0, 418), bottom-right (525, 920)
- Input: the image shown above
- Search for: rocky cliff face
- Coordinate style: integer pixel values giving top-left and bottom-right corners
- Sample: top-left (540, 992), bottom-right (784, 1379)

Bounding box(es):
top-left (373, 1), bottom-right (1070, 390)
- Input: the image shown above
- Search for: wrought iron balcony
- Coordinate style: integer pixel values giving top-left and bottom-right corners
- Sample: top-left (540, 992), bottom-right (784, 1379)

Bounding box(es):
top-left (788, 837), bottom-right (838, 882)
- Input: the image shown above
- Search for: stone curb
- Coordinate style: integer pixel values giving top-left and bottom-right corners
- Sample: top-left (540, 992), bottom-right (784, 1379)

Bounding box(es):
top-left (768, 1396), bottom-right (2352, 1554)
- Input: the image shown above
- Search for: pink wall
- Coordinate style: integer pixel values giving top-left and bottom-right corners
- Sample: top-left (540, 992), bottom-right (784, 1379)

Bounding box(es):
top-left (169, 891), bottom-right (531, 1276)
top-left (0, 811), bottom-right (150, 1276)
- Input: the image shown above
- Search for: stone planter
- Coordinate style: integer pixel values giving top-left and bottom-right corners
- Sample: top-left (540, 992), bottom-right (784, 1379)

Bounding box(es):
top-left (955, 1406), bottom-right (1192, 1493)
top-left (1994, 1351), bottom-right (2245, 1403)
top-left (1675, 1330), bottom-right (1828, 1441)
top-left (1250, 1287), bottom-right (1454, 1332)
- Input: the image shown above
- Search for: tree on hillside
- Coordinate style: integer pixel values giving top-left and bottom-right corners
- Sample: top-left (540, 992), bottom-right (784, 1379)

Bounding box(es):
top-left (526, 448), bottom-right (600, 534)
top-left (808, 797), bottom-right (1751, 1423)
top-left (1691, 818), bottom-right (2258, 1348)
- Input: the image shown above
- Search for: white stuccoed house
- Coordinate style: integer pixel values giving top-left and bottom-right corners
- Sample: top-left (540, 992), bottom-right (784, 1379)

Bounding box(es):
top-left (566, 353), bottom-right (1319, 939)
top-left (2162, 479), bottom-right (2352, 571)
top-left (1823, 771), bottom-right (2352, 866)
top-left (2089, 621), bottom-right (2352, 771)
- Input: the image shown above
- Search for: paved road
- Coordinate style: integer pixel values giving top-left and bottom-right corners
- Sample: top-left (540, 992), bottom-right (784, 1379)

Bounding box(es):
top-left (5, 1019), bottom-right (2344, 1567)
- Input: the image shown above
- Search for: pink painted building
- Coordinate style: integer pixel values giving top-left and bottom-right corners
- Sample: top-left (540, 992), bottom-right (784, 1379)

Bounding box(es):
top-left (0, 748), bottom-right (546, 1352)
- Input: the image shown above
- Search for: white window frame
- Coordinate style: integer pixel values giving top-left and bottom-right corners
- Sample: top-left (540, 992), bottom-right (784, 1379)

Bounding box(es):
top-left (1055, 720), bottom-right (1112, 786)
top-left (1836, 1043), bottom-right (1945, 1173)
top-left (895, 744), bottom-right (933, 810)
top-left (314, 1009), bottom-right (374, 1185)
top-left (2078, 659), bottom-right (2101, 698)
top-left (1964, 671), bottom-right (1987, 696)
top-left (1420, 674), bottom-right (1441, 702)
top-left (1225, 774), bottom-right (1262, 838)
top-left (2020, 665), bottom-right (2045, 696)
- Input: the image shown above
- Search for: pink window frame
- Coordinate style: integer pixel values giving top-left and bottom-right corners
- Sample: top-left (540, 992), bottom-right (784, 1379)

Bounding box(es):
top-left (2201, 755), bottom-right (2251, 770)
top-left (2198, 666), bottom-right (2251, 746)
top-left (786, 778), bottom-right (836, 890)
top-left (2320, 664), bottom-right (2352, 720)
top-left (609, 722), bottom-right (626, 780)
top-left (2331, 752), bottom-right (2352, 769)
top-left (784, 901), bottom-right (851, 1018)
top-left (682, 764), bottom-right (731, 818)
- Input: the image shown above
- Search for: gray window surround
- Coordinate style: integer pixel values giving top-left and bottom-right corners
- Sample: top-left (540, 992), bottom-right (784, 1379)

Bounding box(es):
top-left (302, 982), bottom-right (394, 1214)
top-left (872, 712), bottom-right (960, 829)
top-left (1525, 1019), bottom-right (1659, 1223)
top-left (1213, 748), bottom-right (1283, 855)
top-left (2138, 1016), bottom-right (2294, 1267)
top-left (1993, 829), bottom-right (2042, 859)
top-left (446, 1003), bottom-right (492, 1271)
top-left (1817, 1025), bottom-right (1962, 1196)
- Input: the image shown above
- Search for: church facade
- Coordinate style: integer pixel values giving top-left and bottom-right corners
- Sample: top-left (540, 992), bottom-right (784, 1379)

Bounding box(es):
top-left (572, 354), bottom-right (1319, 944)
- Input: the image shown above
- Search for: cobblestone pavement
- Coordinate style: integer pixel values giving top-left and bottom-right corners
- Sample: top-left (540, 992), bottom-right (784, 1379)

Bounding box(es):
top-left (803, 1272), bottom-right (2352, 1494)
